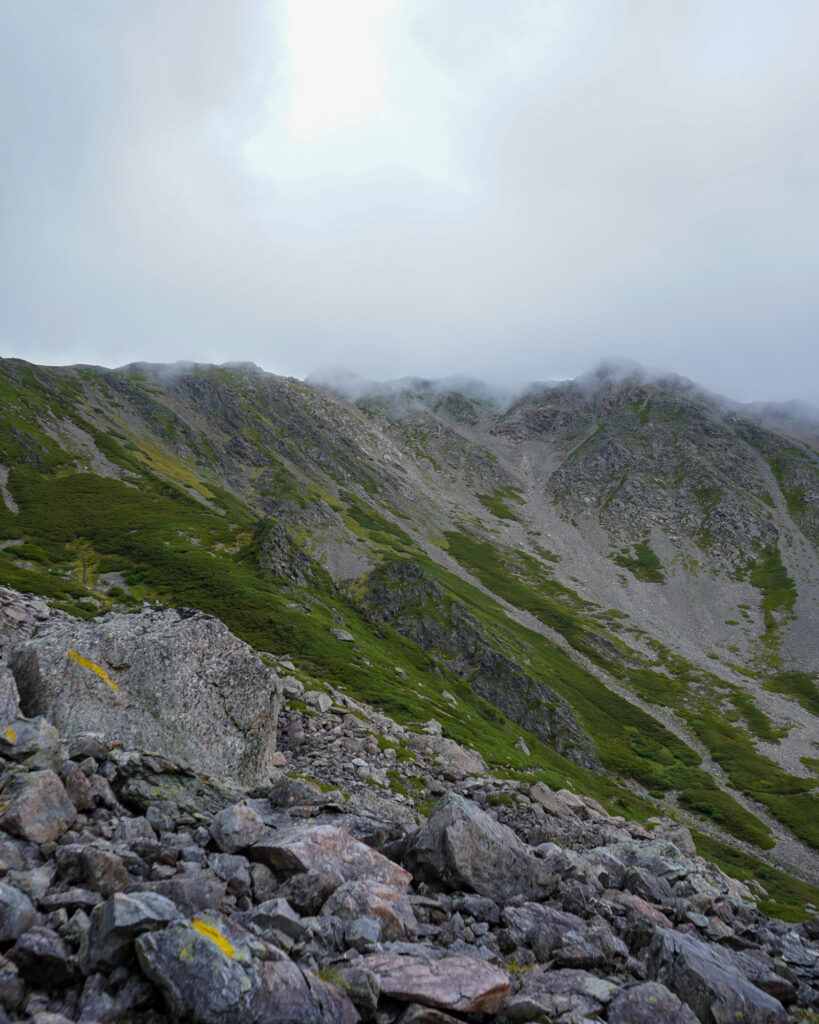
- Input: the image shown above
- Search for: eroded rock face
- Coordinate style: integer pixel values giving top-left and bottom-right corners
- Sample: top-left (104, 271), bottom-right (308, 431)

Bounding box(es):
top-left (8, 608), bottom-right (283, 785)
top-left (360, 561), bottom-right (600, 770)
top-left (407, 792), bottom-right (557, 902)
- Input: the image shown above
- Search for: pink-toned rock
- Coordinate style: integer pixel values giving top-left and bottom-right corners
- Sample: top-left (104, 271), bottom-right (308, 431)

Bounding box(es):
top-left (0, 770), bottom-right (76, 843)
top-left (600, 889), bottom-right (673, 929)
top-left (87, 774), bottom-right (118, 809)
top-left (82, 848), bottom-right (128, 897)
top-left (322, 879), bottom-right (418, 940)
top-left (60, 762), bottom-right (95, 812)
top-left (361, 952), bottom-right (510, 1014)
top-left (253, 823), bottom-right (411, 891)
top-left (396, 1007), bottom-right (463, 1024)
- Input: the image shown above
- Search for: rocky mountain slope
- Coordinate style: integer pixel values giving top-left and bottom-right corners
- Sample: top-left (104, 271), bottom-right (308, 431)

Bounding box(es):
top-left (2, 588), bottom-right (819, 1024)
top-left (0, 356), bottom-right (818, 902)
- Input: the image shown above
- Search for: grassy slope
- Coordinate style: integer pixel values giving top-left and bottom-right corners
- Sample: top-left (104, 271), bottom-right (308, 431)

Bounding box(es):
top-left (441, 528), bottom-right (819, 850)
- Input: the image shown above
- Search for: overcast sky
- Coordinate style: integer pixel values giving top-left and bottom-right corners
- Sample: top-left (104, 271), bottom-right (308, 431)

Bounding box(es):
top-left (1, 1), bottom-right (818, 402)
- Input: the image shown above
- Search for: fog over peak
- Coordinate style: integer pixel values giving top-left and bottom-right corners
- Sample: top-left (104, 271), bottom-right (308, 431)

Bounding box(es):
top-left (118, 359), bottom-right (267, 383)
top-left (1, 3), bottom-right (817, 406)
top-left (307, 366), bottom-right (532, 409)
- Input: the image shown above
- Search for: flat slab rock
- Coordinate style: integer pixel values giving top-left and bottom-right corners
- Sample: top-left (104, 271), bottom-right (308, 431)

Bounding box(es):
top-left (253, 822), bottom-right (411, 891)
top-left (361, 951), bottom-right (510, 1014)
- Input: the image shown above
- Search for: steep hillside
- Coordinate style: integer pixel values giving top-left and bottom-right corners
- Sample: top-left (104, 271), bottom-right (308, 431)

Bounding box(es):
top-left (1, 356), bottom-right (818, 895)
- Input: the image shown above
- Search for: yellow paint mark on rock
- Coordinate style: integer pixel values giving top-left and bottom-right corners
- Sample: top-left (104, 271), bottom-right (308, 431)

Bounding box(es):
top-left (67, 650), bottom-right (118, 692)
top-left (192, 918), bottom-right (234, 959)
top-left (2, 726), bottom-right (16, 743)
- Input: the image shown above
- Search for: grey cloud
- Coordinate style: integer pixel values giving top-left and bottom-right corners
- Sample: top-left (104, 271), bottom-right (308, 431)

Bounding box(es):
top-left (1, 1), bottom-right (817, 404)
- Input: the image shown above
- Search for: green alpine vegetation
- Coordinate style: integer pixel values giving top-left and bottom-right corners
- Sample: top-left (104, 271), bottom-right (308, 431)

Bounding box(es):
top-left (614, 541), bottom-right (665, 583)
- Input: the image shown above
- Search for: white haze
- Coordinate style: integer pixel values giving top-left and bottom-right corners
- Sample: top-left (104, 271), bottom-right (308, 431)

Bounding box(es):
top-left (312, 358), bottom-right (819, 437)
top-left (1, 1), bottom-right (818, 405)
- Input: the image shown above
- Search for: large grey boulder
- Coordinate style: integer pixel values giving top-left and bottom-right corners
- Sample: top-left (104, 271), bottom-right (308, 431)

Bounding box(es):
top-left (8, 608), bottom-right (283, 785)
top-left (209, 804), bottom-right (268, 853)
top-left (648, 928), bottom-right (787, 1024)
top-left (407, 792), bottom-right (557, 902)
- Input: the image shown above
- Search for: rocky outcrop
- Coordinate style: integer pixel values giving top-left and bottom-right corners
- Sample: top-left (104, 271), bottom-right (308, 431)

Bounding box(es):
top-left (513, 377), bottom-right (784, 570)
top-left (361, 561), bottom-right (601, 770)
top-left (254, 519), bottom-right (320, 588)
top-left (7, 607), bottom-right (283, 785)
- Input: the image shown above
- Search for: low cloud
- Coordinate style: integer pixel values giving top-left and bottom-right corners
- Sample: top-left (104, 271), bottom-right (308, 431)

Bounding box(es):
top-left (1, 2), bottom-right (818, 405)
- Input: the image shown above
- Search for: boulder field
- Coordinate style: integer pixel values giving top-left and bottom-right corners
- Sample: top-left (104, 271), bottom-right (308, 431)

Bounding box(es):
top-left (1, 588), bottom-right (818, 1023)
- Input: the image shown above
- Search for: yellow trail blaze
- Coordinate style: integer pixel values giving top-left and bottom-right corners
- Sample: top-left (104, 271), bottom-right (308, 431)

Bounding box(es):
top-left (191, 918), bottom-right (235, 959)
top-left (67, 650), bottom-right (118, 691)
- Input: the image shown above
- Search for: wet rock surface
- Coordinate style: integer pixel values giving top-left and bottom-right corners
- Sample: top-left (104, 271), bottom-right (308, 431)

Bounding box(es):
top-left (0, 590), bottom-right (818, 1023)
